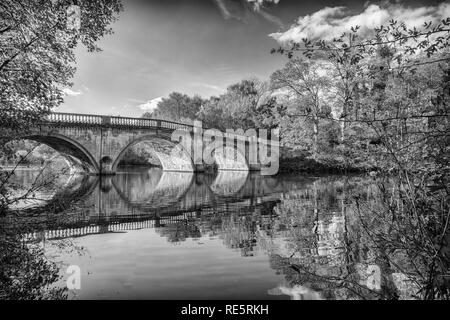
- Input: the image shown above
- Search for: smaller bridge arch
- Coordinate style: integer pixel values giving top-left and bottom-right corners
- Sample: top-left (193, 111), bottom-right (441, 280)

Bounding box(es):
top-left (111, 133), bottom-right (195, 173)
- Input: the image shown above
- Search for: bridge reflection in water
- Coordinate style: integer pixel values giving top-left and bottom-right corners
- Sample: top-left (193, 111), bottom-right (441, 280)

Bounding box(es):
top-left (19, 166), bottom-right (301, 241)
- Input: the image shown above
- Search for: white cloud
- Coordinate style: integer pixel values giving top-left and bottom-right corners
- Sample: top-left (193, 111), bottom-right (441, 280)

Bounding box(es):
top-left (62, 88), bottom-right (83, 96)
top-left (136, 97), bottom-right (163, 112)
top-left (212, 0), bottom-right (282, 27)
top-left (270, 2), bottom-right (450, 44)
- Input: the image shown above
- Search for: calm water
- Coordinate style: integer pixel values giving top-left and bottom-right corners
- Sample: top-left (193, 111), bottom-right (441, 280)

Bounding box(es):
top-left (9, 166), bottom-right (419, 300)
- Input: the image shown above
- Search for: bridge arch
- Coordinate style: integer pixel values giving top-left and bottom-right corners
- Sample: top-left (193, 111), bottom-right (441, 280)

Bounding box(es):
top-left (111, 133), bottom-right (195, 173)
top-left (11, 133), bottom-right (100, 174)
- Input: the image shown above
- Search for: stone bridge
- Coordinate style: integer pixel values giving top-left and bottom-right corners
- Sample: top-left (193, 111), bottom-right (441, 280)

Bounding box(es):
top-left (21, 112), bottom-right (279, 175)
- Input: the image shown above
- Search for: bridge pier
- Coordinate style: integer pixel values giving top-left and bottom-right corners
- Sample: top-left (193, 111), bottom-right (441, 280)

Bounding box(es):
top-left (99, 156), bottom-right (116, 175)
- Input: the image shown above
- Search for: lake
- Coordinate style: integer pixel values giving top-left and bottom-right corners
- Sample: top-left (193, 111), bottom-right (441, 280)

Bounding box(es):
top-left (8, 166), bottom-right (420, 300)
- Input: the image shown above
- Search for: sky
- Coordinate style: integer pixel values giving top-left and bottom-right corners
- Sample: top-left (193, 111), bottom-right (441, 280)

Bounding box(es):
top-left (59, 0), bottom-right (449, 117)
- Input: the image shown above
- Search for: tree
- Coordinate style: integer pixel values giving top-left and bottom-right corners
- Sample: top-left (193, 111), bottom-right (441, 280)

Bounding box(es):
top-left (196, 79), bottom-right (273, 130)
top-left (145, 92), bottom-right (205, 123)
top-left (252, 96), bottom-right (286, 130)
top-left (196, 96), bottom-right (224, 129)
top-left (271, 59), bottom-right (333, 158)
top-left (0, 0), bottom-right (123, 300)
top-left (0, 0), bottom-right (123, 141)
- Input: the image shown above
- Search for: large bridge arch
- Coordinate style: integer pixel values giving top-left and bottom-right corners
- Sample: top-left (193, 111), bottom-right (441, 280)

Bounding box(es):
top-left (111, 133), bottom-right (195, 173)
top-left (11, 133), bottom-right (100, 174)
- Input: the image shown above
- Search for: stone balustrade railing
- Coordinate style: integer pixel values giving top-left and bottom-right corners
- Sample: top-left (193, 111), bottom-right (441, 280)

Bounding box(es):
top-left (45, 112), bottom-right (279, 145)
top-left (109, 116), bottom-right (158, 128)
top-left (47, 112), bottom-right (193, 130)
top-left (47, 112), bottom-right (103, 125)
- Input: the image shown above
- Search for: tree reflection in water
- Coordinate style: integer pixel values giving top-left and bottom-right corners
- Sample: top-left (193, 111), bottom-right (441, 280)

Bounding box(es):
top-left (265, 177), bottom-right (448, 300)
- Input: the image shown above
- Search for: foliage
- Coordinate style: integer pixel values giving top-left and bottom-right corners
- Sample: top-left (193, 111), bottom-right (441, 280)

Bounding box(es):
top-left (0, 0), bottom-right (123, 141)
top-left (0, 230), bottom-right (67, 300)
top-left (149, 79), bottom-right (278, 130)
top-left (197, 79), bottom-right (266, 129)
top-left (271, 58), bottom-right (334, 158)
top-left (143, 92), bottom-right (205, 123)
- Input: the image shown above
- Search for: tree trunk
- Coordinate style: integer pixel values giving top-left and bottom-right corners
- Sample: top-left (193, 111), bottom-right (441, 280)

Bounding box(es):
top-left (340, 119), bottom-right (345, 143)
top-left (313, 117), bottom-right (318, 160)
top-left (340, 101), bottom-right (348, 143)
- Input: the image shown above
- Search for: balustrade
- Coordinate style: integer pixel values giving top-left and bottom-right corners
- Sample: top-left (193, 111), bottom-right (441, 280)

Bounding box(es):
top-left (44, 112), bottom-right (270, 144)
top-left (47, 112), bottom-right (102, 125)
top-left (46, 112), bottom-right (193, 130)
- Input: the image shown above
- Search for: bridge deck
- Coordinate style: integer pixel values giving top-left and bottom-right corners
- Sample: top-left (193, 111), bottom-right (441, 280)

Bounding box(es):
top-left (45, 112), bottom-right (279, 145)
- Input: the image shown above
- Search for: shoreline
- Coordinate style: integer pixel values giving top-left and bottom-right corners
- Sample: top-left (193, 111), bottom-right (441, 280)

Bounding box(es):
top-left (1, 162), bottom-right (369, 175)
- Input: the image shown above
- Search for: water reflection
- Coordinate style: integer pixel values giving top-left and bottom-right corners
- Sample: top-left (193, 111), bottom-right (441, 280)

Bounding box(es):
top-left (8, 167), bottom-right (427, 300)
top-left (210, 170), bottom-right (248, 197)
top-left (112, 168), bottom-right (194, 208)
